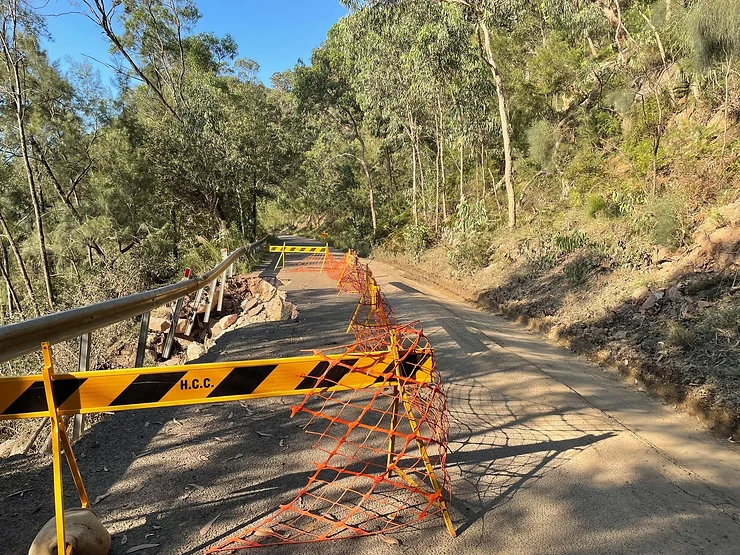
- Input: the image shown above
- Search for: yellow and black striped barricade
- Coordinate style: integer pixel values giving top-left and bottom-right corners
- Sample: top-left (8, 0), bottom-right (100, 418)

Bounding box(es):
top-left (0, 343), bottom-right (433, 552)
top-left (269, 242), bottom-right (329, 270)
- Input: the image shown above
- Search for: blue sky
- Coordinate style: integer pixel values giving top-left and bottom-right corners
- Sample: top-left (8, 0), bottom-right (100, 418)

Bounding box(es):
top-left (41, 0), bottom-right (348, 87)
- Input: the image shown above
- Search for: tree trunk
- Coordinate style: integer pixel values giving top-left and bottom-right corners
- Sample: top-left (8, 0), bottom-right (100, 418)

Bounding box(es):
top-left (0, 211), bottom-right (37, 315)
top-left (479, 21), bottom-right (516, 228)
top-left (411, 139), bottom-right (418, 225)
top-left (0, 242), bottom-right (19, 314)
top-left (171, 207), bottom-right (179, 259)
top-left (459, 140), bottom-right (464, 201)
top-left (252, 188), bottom-right (258, 239)
top-left (434, 113), bottom-right (440, 232)
top-left (385, 147), bottom-right (395, 191)
top-left (13, 85), bottom-right (54, 308)
top-left (356, 135), bottom-right (377, 235)
top-left (437, 95), bottom-right (447, 221)
top-left (481, 142), bottom-right (486, 200)
top-left (237, 184), bottom-right (245, 236)
top-left (415, 136), bottom-right (427, 221)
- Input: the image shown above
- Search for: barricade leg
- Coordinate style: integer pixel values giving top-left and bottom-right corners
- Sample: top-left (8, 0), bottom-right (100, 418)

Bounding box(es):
top-left (388, 332), bottom-right (455, 538)
top-left (40, 343), bottom-right (91, 555)
top-left (319, 243), bottom-right (328, 274)
top-left (386, 392), bottom-right (399, 475)
top-left (41, 343), bottom-right (69, 554)
top-left (397, 385), bottom-right (456, 537)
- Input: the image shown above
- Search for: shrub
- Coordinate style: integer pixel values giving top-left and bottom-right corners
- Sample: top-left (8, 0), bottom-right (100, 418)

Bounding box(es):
top-left (650, 194), bottom-right (691, 249)
top-left (587, 195), bottom-right (607, 217)
top-left (403, 223), bottom-right (431, 261)
top-left (563, 252), bottom-right (602, 285)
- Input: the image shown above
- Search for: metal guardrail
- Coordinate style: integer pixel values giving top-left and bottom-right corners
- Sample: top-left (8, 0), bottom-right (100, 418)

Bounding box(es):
top-left (0, 238), bottom-right (266, 363)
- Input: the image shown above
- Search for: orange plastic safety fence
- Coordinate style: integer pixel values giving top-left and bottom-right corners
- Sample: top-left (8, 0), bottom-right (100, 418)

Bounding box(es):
top-left (286, 249), bottom-right (349, 282)
top-left (207, 323), bottom-right (451, 552)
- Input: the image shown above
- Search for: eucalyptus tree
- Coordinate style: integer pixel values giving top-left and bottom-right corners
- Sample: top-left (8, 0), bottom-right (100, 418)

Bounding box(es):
top-left (343, 0), bottom-right (537, 229)
top-left (0, 0), bottom-right (55, 309)
top-left (294, 44), bottom-right (379, 234)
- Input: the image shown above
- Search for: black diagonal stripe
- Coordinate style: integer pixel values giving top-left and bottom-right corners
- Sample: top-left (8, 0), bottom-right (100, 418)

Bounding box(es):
top-left (2, 378), bottom-right (86, 417)
top-left (110, 372), bottom-right (186, 407)
top-left (400, 352), bottom-right (424, 378)
top-left (295, 360), bottom-right (330, 391)
top-left (374, 362), bottom-right (398, 384)
top-left (296, 358), bottom-right (358, 390)
top-left (208, 365), bottom-right (277, 398)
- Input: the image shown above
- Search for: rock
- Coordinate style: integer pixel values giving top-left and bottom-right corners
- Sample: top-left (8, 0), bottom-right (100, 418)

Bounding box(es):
top-left (221, 313), bottom-right (239, 330)
top-left (264, 297), bottom-right (284, 321)
top-left (148, 316), bottom-right (170, 333)
top-left (175, 318), bottom-right (189, 334)
top-left (697, 300), bottom-right (712, 309)
top-left (709, 226), bottom-right (740, 246)
top-left (211, 314), bottom-right (239, 338)
top-left (247, 304), bottom-right (263, 317)
top-left (241, 297), bottom-right (259, 312)
top-left (186, 342), bottom-right (207, 361)
top-left (151, 305), bottom-right (170, 319)
top-left (631, 286), bottom-right (651, 302)
top-left (640, 294), bottom-right (658, 312)
top-left (667, 285), bottom-right (684, 301)
top-left (29, 508), bottom-right (111, 555)
top-left (613, 330), bottom-right (628, 340)
top-left (247, 277), bottom-right (277, 302)
top-left (282, 300), bottom-right (299, 320)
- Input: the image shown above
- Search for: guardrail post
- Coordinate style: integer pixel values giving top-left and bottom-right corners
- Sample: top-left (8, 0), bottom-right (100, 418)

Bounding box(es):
top-left (162, 297), bottom-right (184, 360)
top-left (218, 249), bottom-right (228, 312)
top-left (204, 278), bottom-right (217, 324)
top-left (185, 288), bottom-right (204, 337)
top-left (135, 311), bottom-right (150, 368)
top-left (162, 268), bottom-right (191, 360)
top-left (72, 332), bottom-right (91, 441)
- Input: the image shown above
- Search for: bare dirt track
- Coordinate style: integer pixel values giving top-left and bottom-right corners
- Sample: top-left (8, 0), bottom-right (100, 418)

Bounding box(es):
top-left (2, 235), bottom-right (739, 555)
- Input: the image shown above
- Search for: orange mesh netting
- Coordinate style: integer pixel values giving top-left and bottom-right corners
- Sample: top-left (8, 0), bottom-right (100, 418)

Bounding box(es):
top-left (207, 252), bottom-right (453, 552)
top-left (208, 323), bottom-right (452, 552)
top-left (286, 248), bottom-right (348, 281)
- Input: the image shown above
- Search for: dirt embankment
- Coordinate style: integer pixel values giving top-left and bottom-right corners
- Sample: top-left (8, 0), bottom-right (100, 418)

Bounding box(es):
top-left (378, 203), bottom-right (740, 438)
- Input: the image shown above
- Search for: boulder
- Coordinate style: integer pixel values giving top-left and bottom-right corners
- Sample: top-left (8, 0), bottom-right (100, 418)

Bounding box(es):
top-left (241, 297), bottom-right (259, 312)
top-left (667, 284), bottom-right (684, 301)
top-left (186, 343), bottom-right (207, 361)
top-left (247, 303), bottom-right (264, 317)
top-left (29, 509), bottom-right (111, 555)
top-left (282, 300), bottom-right (299, 320)
top-left (148, 316), bottom-right (170, 332)
top-left (264, 297), bottom-right (284, 321)
top-left (630, 285), bottom-right (651, 303)
top-left (175, 318), bottom-right (189, 334)
top-left (211, 314), bottom-right (239, 338)
top-left (639, 294), bottom-right (658, 312)
top-left (247, 277), bottom-right (277, 302)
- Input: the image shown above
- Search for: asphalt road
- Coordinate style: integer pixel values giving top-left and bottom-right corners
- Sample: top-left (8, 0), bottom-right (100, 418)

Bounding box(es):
top-left (2, 236), bottom-right (739, 554)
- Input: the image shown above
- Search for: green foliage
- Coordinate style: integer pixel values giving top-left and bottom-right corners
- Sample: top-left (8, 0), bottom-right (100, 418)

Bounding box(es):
top-left (526, 120), bottom-right (557, 170)
top-left (563, 252), bottom-right (602, 286)
top-left (649, 194), bottom-right (692, 249)
top-left (688, 0), bottom-right (740, 68)
top-left (554, 230), bottom-right (589, 253)
top-left (402, 223), bottom-right (431, 261)
top-left (587, 195), bottom-right (608, 217)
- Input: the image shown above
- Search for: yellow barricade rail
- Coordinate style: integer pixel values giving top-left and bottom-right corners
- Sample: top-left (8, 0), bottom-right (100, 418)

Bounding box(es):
top-left (269, 242), bottom-right (330, 271)
top-left (0, 348), bottom-right (433, 420)
top-left (268, 245), bottom-right (327, 253)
